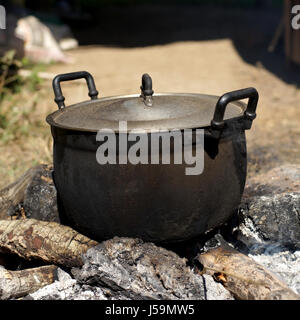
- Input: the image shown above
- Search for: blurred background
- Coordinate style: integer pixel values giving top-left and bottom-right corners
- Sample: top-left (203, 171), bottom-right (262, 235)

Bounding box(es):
top-left (0, 0), bottom-right (299, 188)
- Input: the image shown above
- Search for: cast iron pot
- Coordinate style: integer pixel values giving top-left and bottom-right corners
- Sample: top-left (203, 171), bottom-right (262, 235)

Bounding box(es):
top-left (46, 71), bottom-right (259, 243)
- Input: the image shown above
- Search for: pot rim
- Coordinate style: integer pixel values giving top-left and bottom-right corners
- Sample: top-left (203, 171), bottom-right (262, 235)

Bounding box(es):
top-left (46, 92), bottom-right (246, 134)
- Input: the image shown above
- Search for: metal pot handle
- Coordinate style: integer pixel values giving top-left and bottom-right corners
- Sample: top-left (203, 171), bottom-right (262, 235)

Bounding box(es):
top-left (52, 71), bottom-right (99, 109)
top-left (210, 87), bottom-right (259, 139)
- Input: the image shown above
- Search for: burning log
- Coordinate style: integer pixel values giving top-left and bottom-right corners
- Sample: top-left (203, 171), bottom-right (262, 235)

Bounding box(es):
top-left (0, 219), bottom-right (98, 267)
top-left (0, 265), bottom-right (58, 299)
top-left (197, 246), bottom-right (300, 300)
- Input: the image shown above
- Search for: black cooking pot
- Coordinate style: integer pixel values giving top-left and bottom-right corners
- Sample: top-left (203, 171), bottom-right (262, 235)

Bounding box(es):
top-left (47, 71), bottom-right (258, 243)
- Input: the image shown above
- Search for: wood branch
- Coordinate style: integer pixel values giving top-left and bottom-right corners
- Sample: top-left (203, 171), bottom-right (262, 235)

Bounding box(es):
top-left (0, 219), bottom-right (98, 267)
top-left (0, 265), bottom-right (58, 300)
top-left (197, 246), bottom-right (300, 300)
top-left (0, 167), bottom-right (40, 220)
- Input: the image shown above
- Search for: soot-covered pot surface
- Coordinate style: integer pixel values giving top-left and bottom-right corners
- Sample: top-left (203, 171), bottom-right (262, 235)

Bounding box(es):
top-left (46, 71), bottom-right (259, 243)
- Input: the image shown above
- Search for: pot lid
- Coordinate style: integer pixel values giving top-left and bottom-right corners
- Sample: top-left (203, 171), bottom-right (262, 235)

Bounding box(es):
top-left (47, 73), bottom-right (246, 133)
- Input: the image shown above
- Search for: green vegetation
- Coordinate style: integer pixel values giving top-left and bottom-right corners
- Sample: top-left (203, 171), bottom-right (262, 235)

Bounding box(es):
top-left (0, 50), bottom-right (53, 188)
top-left (0, 50), bottom-right (44, 144)
top-left (0, 50), bottom-right (23, 98)
top-left (0, 51), bottom-right (43, 97)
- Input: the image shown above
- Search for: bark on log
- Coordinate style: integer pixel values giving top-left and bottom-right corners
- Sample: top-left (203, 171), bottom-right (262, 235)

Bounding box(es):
top-left (24, 238), bottom-right (233, 301)
top-left (0, 219), bottom-right (232, 300)
top-left (197, 246), bottom-right (300, 300)
top-left (23, 165), bottom-right (60, 222)
top-left (0, 167), bottom-right (41, 220)
top-left (71, 238), bottom-right (233, 300)
top-left (0, 165), bottom-right (60, 222)
top-left (0, 219), bottom-right (98, 267)
top-left (0, 265), bottom-right (58, 299)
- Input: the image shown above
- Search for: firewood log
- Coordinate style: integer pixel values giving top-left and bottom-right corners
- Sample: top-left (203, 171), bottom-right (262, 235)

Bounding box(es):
top-left (0, 167), bottom-right (40, 220)
top-left (0, 219), bottom-right (98, 267)
top-left (197, 246), bottom-right (300, 300)
top-left (0, 265), bottom-right (58, 300)
top-left (0, 165), bottom-right (60, 222)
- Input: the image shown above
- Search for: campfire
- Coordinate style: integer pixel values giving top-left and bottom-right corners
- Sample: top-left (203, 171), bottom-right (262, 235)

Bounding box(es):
top-left (0, 164), bottom-right (299, 300)
top-left (1, 1), bottom-right (299, 303)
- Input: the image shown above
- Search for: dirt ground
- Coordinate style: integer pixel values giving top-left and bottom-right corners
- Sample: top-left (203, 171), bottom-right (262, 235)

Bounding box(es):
top-left (0, 5), bottom-right (299, 188)
top-left (48, 39), bottom-right (300, 173)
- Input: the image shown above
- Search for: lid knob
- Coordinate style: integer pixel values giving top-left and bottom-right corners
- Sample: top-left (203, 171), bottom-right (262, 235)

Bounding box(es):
top-left (140, 73), bottom-right (154, 107)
